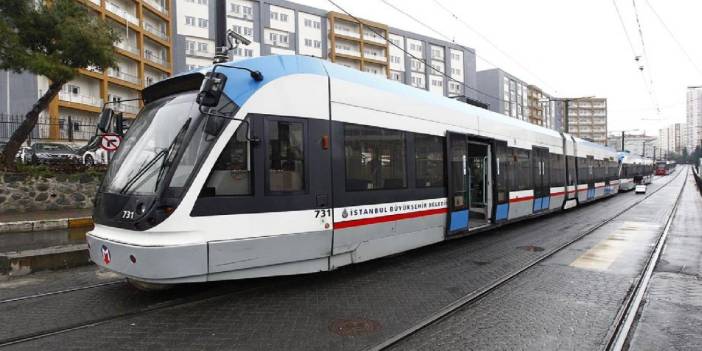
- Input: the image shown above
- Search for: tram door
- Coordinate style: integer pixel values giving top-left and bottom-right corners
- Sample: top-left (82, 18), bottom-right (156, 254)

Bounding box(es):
top-left (532, 147), bottom-right (550, 212)
top-left (446, 132), bottom-right (470, 235)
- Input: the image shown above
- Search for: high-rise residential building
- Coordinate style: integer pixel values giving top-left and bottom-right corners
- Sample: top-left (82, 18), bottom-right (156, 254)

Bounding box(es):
top-left (658, 122), bottom-right (688, 157)
top-left (476, 68), bottom-right (529, 121)
top-left (686, 86), bottom-right (702, 151)
top-left (565, 98), bottom-right (607, 145)
top-left (171, 0), bottom-right (478, 100)
top-left (527, 85), bottom-right (554, 129)
top-left (607, 132), bottom-right (657, 158)
top-left (1, 0), bottom-right (173, 142)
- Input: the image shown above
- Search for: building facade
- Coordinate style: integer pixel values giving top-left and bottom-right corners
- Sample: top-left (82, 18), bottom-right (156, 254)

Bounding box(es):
top-left (658, 122), bottom-right (688, 157)
top-left (526, 85), bottom-right (554, 129)
top-left (565, 98), bottom-right (607, 145)
top-left (607, 132), bottom-right (657, 158)
top-left (171, 0), bottom-right (479, 100)
top-left (1, 0), bottom-right (173, 142)
top-left (475, 68), bottom-right (529, 121)
top-left (686, 86), bottom-right (702, 152)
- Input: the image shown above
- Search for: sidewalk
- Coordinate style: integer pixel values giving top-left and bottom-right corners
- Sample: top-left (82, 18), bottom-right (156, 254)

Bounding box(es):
top-left (0, 208), bottom-right (93, 233)
top-left (628, 172), bottom-right (702, 349)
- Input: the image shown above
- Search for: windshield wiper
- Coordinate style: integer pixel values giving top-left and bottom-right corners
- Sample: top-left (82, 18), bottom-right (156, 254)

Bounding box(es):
top-left (119, 119), bottom-right (191, 194)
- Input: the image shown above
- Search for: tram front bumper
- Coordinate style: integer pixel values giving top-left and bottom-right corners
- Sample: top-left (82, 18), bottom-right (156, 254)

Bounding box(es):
top-left (86, 233), bottom-right (208, 283)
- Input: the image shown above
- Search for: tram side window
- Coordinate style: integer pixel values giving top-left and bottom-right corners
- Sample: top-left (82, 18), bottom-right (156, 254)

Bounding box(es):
top-left (267, 120), bottom-right (305, 192)
top-left (415, 133), bottom-right (445, 188)
top-left (344, 124), bottom-right (407, 191)
top-left (201, 124), bottom-right (252, 196)
top-left (550, 153), bottom-right (565, 186)
top-left (494, 142), bottom-right (510, 203)
top-left (511, 148), bottom-right (532, 191)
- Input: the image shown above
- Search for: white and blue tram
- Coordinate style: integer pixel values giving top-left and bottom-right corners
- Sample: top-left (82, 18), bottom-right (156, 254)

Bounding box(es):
top-left (618, 152), bottom-right (654, 191)
top-left (87, 55), bottom-right (625, 284)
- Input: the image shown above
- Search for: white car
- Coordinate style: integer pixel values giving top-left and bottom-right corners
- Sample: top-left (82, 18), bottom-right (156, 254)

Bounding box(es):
top-left (635, 184), bottom-right (647, 194)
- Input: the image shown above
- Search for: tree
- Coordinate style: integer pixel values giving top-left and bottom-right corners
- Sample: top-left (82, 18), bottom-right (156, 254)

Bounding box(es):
top-left (682, 147), bottom-right (689, 164)
top-left (0, 0), bottom-right (118, 170)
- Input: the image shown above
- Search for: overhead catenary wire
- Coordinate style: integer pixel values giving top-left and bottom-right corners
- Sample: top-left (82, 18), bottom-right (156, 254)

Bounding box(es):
top-left (631, 0), bottom-right (662, 116)
top-left (427, 0), bottom-right (559, 94)
top-left (644, 0), bottom-right (702, 79)
top-left (611, 0), bottom-right (662, 120)
top-left (326, 0), bottom-right (511, 105)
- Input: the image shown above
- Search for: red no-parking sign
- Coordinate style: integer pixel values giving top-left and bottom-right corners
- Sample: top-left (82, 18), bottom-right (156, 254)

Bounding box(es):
top-left (100, 133), bottom-right (122, 152)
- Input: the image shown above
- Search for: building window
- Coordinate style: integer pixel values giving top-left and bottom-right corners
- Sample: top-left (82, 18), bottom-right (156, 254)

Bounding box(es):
top-left (230, 3), bottom-right (240, 13)
top-left (244, 27), bottom-right (253, 36)
top-left (197, 0), bottom-right (207, 4)
top-left (198, 18), bottom-right (208, 28)
top-left (390, 55), bottom-right (400, 64)
top-left (304, 19), bottom-right (311, 27)
top-left (280, 13), bottom-right (288, 22)
top-left (267, 120), bottom-right (305, 193)
top-left (451, 68), bottom-right (461, 76)
top-left (390, 71), bottom-right (402, 81)
top-left (304, 38), bottom-right (312, 47)
top-left (415, 133), bottom-right (444, 188)
top-left (185, 16), bottom-right (195, 26)
top-left (314, 21), bottom-right (321, 29)
top-left (243, 6), bottom-right (252, 16)
top-left (64, 84), bottom-right (80, 95)
top-left (270, 11), bottom-right (278, 20)
top-left (344, 124), bottom-right (407, 191)
top-left (314, 40), bottom-right (321, 48)
top-left (198, 42), bottom-right (208, 52)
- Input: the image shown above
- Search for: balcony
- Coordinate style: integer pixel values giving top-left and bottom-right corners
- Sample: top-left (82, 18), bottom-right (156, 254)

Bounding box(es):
top-left (114, 40), bottom-right (139, 55)
top-left (362, 29), bottom-right (387, 45)
top-left (105, 2), bottom-right (139, 26)
top-left (107, 68), bottom-right (140, 84)
top-left (334, 24), bottom-right (360, 39)
top-left (113, 102), bottom-right (140, 114)
top-left (88, 0), bottom-right (100, 7)
top-left (143, 22), bottom-right (169, 41)
top-left (144, 52), bottom-right (168, 67)
top-left (185, 49), bottom-right (213, 58)
top-left (143, 0), bottom-right (168, 15)
top-left (59, 92), bottom-right (103, 107)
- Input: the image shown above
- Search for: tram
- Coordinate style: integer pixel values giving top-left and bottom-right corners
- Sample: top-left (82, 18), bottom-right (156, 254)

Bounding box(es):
top-left (655, 160), bottom-right (676, 175)
top-left (86, 55), bottom-right (623, 284)
top-left (618, 153), bottom-right (654, 191)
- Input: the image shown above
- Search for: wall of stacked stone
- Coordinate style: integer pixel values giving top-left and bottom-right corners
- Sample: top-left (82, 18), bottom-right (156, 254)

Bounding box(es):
top-left (0, 173), bottom-right (101, 213)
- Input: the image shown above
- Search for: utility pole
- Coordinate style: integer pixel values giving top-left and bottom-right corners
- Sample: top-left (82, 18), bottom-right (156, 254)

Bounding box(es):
top-left (214, 0), bottom-right (227, 63)
top-left (564, 100), bottom-right (569, 133)
top-left (621, 131), bottom-right (625, 151)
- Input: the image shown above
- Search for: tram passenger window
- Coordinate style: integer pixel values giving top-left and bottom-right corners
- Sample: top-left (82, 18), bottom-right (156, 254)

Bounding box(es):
top-left (550, 153), bottom-right (564, 186)
top-left (201, 124), bottom-right (252, 196)
top-left (344, 124), bottom-right (406, 191)
top-left (415, 134), bottom-right (444, 188)
top-left (495, 142), bottom-right (509, 203)
top-left (267, 120), bottom-right (305, 192)
top-left (512, 148), bottom-right (532, 190)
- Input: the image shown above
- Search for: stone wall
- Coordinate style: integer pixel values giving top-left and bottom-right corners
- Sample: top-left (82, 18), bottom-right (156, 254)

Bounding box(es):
top-left (0, 173), bottom-right (101, 214)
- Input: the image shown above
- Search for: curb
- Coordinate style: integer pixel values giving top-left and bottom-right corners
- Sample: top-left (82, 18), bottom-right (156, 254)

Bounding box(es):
top-left (0, 216), bottom-right (94, 234)
top-left (0, 244), bottom-right (90, 276)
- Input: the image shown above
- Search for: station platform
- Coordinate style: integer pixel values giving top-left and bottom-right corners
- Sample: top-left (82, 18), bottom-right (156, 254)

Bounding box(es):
top-left (0, 169), bottom-right (699, 350)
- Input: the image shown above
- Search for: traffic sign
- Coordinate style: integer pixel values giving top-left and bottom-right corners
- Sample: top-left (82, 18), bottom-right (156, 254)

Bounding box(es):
top-left (100, 133), bottom-right (122, 152)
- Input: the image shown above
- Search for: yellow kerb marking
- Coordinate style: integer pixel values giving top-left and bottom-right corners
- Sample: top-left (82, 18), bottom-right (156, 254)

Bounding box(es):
top-left (570, 222), bottom-right (657, 271)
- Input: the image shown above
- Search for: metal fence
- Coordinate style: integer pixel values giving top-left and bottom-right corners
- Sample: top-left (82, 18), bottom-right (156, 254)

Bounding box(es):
top-left (0, 113), bottom-right (97, 144)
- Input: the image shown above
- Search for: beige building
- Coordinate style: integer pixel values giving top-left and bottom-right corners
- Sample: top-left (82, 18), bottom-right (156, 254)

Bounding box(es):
top-left (43, 0), bottom-right (173, 141)
top-left (607, 132), bottom-right (657, 158)
top-left (527, 85), bottom-right (554, 129)
top-left (658, 122), bottom-right (688, 157)
top-left (566, 98), bottom-right (607, 145)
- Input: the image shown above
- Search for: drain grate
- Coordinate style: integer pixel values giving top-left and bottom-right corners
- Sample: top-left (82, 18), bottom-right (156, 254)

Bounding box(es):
top-left (517, 245), bottom-right (545, 252)
top-left (329, 318), bottom-right (382, 336)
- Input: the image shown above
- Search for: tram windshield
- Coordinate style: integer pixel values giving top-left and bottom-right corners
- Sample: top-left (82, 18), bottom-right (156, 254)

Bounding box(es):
top-left (101, 90), bottom-right (232, 197)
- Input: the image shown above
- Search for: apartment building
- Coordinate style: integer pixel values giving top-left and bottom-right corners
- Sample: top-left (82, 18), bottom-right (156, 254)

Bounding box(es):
top-left (526, 85), bottom-right (554, 129)
top-left (566, 98), bottom-right (608, 145)
top-left (1, 0), bottom-right (173, 142)
top-left (607, 132), bottom-right (657, 158)
top-left (170, 0), bottom-right (478, 100)
top-left (686, 86), bottom-right (702, 151)
top-left (658, 123), bottom-right (688, 156)
top-left (476, 68), bottom-right (529, 121)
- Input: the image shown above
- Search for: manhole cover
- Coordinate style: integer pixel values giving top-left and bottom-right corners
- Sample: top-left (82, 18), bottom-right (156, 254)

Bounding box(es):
top-left (517, 245), bottom-right (544, 252)
top-left (329, 318), bottom-right (382, 336)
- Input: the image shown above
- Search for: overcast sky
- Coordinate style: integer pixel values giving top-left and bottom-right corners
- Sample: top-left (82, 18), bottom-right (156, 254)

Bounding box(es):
top-left (298, 0), bottom-right (702, 135)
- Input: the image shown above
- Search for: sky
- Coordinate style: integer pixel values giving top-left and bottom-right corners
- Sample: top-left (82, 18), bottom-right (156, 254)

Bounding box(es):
top-left (298, 0), bottom-right (702, 135)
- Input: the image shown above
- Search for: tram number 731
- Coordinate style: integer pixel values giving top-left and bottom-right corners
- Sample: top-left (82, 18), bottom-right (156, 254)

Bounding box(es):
top-left (314, 209), bottom-right (332, 218)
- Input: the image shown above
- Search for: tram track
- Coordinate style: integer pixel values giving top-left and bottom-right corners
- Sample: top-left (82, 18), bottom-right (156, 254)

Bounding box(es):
top-left (0, 173), bottom-right (683, 350)
top-left (369, 169), bottom-right (687, 351)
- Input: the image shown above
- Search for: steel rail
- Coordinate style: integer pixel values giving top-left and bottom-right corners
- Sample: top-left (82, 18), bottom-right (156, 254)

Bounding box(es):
top-left (368, 169), bottom-right (685, 351)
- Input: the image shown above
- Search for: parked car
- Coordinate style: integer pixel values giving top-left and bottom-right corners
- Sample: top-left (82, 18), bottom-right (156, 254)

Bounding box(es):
top-left (75, 136), bottom-right (108, 166)
top-left (15, 146), bottom-right (32, 164)
top-left (29, 143), bottom-right (81, 165)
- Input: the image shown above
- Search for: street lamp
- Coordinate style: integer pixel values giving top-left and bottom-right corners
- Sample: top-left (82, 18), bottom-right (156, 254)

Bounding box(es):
top-left (539, 96), bottom-right (594, 133)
